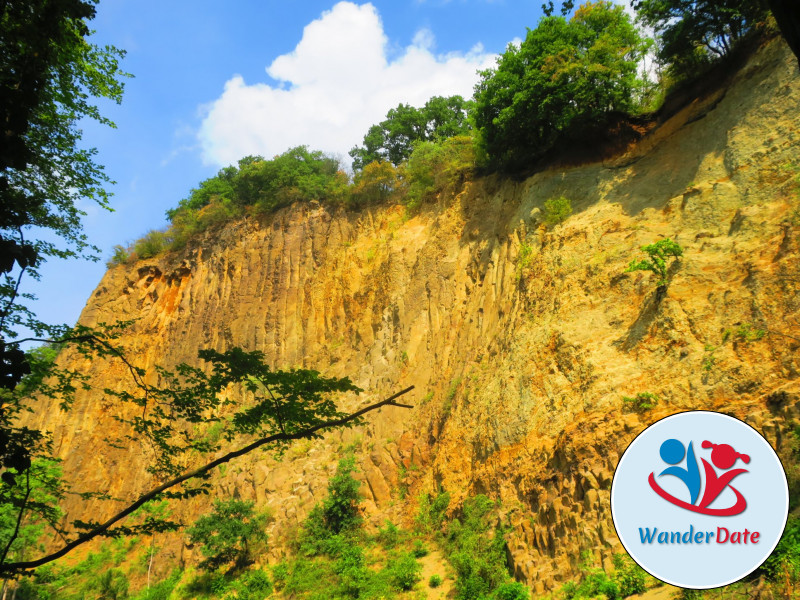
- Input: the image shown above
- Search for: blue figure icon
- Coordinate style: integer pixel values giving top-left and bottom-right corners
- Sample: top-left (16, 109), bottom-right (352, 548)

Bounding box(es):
top-left (659, 439), bottom-right (701, 505)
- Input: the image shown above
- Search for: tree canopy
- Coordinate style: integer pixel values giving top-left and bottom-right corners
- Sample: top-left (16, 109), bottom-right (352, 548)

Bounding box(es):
top-left (349, 95), bottom-right (472, 170)
top-left (633, 0), bottom-right (770, 79)
top-left (473, 1), bottom-right (649, 172)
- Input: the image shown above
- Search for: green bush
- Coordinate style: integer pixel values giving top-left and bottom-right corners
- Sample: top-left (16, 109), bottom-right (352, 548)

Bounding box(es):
top-left (443, 496), bottom-right (510, 600)
top-left (625, 238), bottom-right (683, 287)
top-left (107, 245), bottom-right (131, 267)
top-left (232, 569), bottom-right (272, 600)
top-left (621, 392), bottom-right (659, 412)
top-left (388, 552), bottom-right (422, 591)
top-left (299, 454), bottom-right (362, 556)
top-left (763, 514), bottom-right (800, 582)
top-left (429, 574), bottom-right (443, 588)
top-left (133, 230), bottom-right (170, 260)
top-left (377, 520), bottom-right (400, 548)
top-left (543, 196), bottom-right (572, 227)
top-left (416, 490), bottom-right (451, 533)
top-left (612, 553), bottom-right (647, 597)
top-left (494, 580), bottom-right (530, 600)
top-left (412, 539), bottom-right (429, 558)
top-left (187, 498), bottom-right (270, 571)
top-left (402, 136), bottom-right (475, 209)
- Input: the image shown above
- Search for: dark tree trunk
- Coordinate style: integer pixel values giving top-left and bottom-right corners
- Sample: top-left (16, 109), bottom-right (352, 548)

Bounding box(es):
top-left (767, 0), bottom-right (800, 67)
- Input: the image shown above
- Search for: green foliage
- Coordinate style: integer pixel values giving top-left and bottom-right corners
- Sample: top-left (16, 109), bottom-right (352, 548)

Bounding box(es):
top-left (388, 552), bottom-right (422, 591)
top-left (107, 246), bottom-right (131, 267)
top-left (612, 553), bottom-right (647, 597)
top-left (377, 520), bottom-right (400, 548)
top-left (322, 455), bottom-right (362, 535)
top-left (105, 347), bottom-right (363, 480)
top-left (625, 238), bottom-right (683, 287)
top-left (231, 569), bottom-right (273, 600)
top-left (299, 455), bottom-right (362, 556)
top-left (702, 344), bottom-right (717, 372)
top-left (763, 514), bottom-right (800, 582)
top-left (621, 392), bottom-right (659, 412)
top-left (474, 1), bottom-right (649, 171)
top-left (132, 569), bottom-right (182, 600)
top-left (132, 230), bottom-right (170, 260)
top-left (429, 574), bottom-right (443, 588)
top-left (633, 0), bottom-right (770, 80)
top-left (494, 581), bottom-right (530, 600)
top-left (441, 496), bottom-right (511, 600)
top-left (350, 95), bottom-right (473, 169)
top-left (187, 498), bottom-right (270, 571)
top-left (416, 490), bottom-right (451, 534)
top-left (723, 323), bottom-right (766, 343)
top-left (350, 161), bottom-right (400, 206)
top-left (543, 196), bottom-right (573, 227)
top-left (402, 136), bottom-right (475, 210)
top-left (412, 539), bottom-right (429, 558)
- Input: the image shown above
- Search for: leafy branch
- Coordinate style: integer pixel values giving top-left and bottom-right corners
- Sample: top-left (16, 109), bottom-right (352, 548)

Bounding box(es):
top-left (0, 385), bottom-right (413, 574)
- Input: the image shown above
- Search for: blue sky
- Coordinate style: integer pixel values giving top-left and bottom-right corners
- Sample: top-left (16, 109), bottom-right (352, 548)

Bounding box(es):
top-left (31, 0), bottom-right (555, 329)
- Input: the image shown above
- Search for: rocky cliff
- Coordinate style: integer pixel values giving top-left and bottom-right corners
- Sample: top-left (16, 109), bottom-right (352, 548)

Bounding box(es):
top-left (33, 38), bottom-right (800, 590)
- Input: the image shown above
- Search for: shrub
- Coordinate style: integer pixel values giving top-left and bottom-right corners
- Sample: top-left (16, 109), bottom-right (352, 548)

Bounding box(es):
top-left (416, 490), bottom-right (451, 533)
top-left (107, 245), bottom-right (130, 267)
top-left (444, 496), bottom-right (509, 600)
top-left (299, 454), bottom-right (362, 556)
top-left (388, 552), bottom-right (422, 591)
top-left (377, 520), bottom-right (400, 548)
top-left (612, 553), bottom-right (647, 597)
top-left (494, 580), bottom-right (530, 600)
top-left (187, 498), bottom-right (270, 571)
top-left (429, 574), bottom-right (443, 588)
top-left (412, 539), bottom-right (429, 558)
top-left (133, 230), bottom-right (170, 260)
top-left (402, 136), bottom-right (475, 209)
top-left (543, 196), bottom-right (572, 227)
top-left (232, 569), bottom-right (272, 600)
top-left (350, 160), bottom-right (399, 206)
top-left (621, 392), bottom-right (658, 412)
top-left (625, 238), bottom-right (683, 287)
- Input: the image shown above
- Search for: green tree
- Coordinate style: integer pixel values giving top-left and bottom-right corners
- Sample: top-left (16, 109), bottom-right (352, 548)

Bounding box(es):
top-left (188, 498), bottom-right (270, 571)
top-left (473, 1), bottom-right (649, 172)
top-left (321, 455), bottom-right (362, 534)
top-left (625, 238), bottom-right (683, 287)
top-left (633, 0), bottom-right (770, 79)
top-left (349, 95), bottom-right (472, 170)
top-left (0, 0), bottom-right (127, 487)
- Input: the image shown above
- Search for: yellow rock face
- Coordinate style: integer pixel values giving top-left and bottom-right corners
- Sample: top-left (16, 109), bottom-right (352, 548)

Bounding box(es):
top-left (28, 38), bottom-right (800, 588)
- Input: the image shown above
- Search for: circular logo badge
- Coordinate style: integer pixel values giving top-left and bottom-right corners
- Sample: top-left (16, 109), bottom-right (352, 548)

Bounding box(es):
top-left (611, 411), bottom-right (788, 589)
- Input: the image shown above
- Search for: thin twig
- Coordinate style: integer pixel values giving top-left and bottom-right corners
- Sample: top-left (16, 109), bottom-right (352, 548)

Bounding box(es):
top-left (0, 385), bottom-right (414, 573)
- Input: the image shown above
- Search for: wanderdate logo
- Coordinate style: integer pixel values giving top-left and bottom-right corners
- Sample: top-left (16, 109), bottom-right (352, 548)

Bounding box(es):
top-left (649, 438), bottom-right (750, 516)
top-left (611, 411), bottom-right (788, 589)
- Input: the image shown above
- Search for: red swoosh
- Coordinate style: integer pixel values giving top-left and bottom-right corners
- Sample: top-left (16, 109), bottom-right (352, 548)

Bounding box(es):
top-left (648, 472), bottom-right (747, 516)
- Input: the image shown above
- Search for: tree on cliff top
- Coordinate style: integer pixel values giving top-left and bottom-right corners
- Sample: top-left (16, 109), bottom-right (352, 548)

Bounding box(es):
top-left (472, 1), bottom-right (650, 172)
top-left (349, 95), bottom-right (473, 170)
top-left (633, 0), bottom-right (771, 79)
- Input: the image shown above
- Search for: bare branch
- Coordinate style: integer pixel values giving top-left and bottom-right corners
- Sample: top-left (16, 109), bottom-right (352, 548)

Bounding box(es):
top-left (0, 385), bottom-right (414, 574)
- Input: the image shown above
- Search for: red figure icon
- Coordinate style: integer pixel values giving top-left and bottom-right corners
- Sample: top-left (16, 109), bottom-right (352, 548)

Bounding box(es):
top-left (697, 441), bottom-right (750, 510)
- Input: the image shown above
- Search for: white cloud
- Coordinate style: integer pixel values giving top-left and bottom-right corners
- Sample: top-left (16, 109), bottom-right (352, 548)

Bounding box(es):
top-left (197, 2), bottom-right (496, 167)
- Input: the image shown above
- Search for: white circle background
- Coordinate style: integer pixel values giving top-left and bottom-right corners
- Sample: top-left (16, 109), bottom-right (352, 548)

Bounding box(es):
top-left (611, 411), bottom-right (789, 589)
